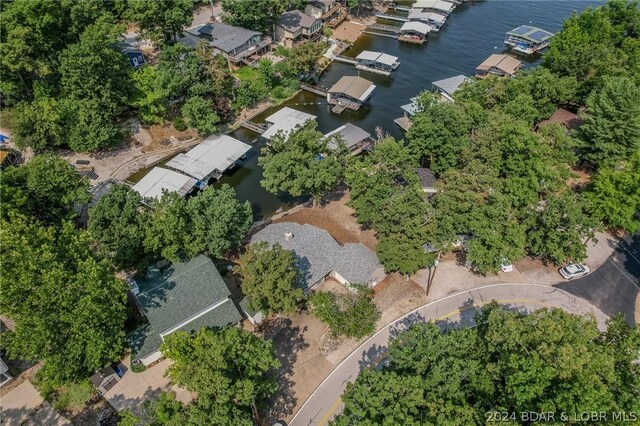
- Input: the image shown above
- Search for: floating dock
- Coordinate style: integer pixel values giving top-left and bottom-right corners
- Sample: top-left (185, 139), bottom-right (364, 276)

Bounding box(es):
top-left (394, 116), bottom-right (412, 132)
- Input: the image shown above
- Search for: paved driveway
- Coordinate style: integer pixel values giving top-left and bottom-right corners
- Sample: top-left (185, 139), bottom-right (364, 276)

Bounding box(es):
top-left (0, 380), bottom-right (69, 426)
top-left (104, 356), bottom-right (191, 415)
top-left (289, 284), bottom-right (608, 426)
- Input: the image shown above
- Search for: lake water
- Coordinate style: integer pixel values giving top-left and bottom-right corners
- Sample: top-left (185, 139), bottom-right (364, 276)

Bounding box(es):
top-left (144, 0), bottom-right (604, 219)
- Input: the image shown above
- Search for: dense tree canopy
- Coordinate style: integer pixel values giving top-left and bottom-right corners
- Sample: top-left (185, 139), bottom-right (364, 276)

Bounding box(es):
top-left (0, 217), bottom-right (128, 384)
top-left (124, 0), bottom-right (195, 45)
top-left (221, 0), bottom-right (287, 33)
top-left (236, 242), bottom-right (304, 316)
top-left (333, 305), bottom-right (640, 425)
top-left (259, 121), bottom-right (348, 204)
top-left (162, 327), bottom-right (280, 425)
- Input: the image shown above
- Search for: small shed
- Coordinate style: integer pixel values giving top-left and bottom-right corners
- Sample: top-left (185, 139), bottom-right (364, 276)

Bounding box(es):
top-left (240, 297), bottom-right (264, 326)
top-left (120, 43), bottom-right (146, 68)
top-left (166, 135), bottom-right (251, 182)
top-left (416, 167), bottom-right (437, 194)
top-left (90, 366), bottom-right (120, 395)
top-left (432, 75), bottom-right (469, 101)
top-left (536, 108), bottom-right (584, 131)
top-left (475, 54), bottom-right (522, 79)
top-left (262, 107), bottom-right (317, 141)
top-left (327, 76), bottom-right (376, 111)
top-left (324, 123), bottom-right (372, 155)
top-left (132, 167), bottom-right (197, 200)
top-left (399, 22), bottom-right (432, 44)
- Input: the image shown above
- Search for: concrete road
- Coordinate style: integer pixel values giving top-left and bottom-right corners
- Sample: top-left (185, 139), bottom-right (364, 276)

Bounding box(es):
top-left (289, 284), bottom-right (608, 426)
top-left (556, 235), bottom-right (639, 326)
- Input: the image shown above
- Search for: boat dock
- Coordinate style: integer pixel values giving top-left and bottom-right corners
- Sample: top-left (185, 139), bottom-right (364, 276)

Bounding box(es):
top-left (332, 55), bottom-right (358, 65)
top-left (300, 84), bottom-right (328, 96)
top-left (366, 23), bottom-right (402, 34)
top-left (388, 5), bottom-right (411, 12)
top-left (394, 116), bottom-right (412, 131)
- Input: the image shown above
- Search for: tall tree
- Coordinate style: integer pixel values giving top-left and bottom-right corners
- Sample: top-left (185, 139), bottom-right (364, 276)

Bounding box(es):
top-left (0, 155), bottom-right (90, 224)
top-left (0, 217), bottom-right (128, 383)
top-left (334, 305), bottom-right (640, 425)
top-left (125, 0), bottom-right (195, 44)
top-left (587, 149), bottom-right (640, 233)
top-left (259, 120), bottom-right (348, 205)
top-left (181, 96), bottom-right (220, 136)
top-left (162, 327), bottom-right (280, 425)
top-left (578, 76), bottom-right (640, 167)
top-left (144, 191), bottom-right (191, 261)
top-left (11, 97), bottom-right (69, 151)
top-left (221, 0), bottom-right (286, 33)
top-left (235, 242), bottom-right (304, 316)
top-left (88, 184), bottom-right (149, 270)
top-left (131, 66), bottom-right (169, 124)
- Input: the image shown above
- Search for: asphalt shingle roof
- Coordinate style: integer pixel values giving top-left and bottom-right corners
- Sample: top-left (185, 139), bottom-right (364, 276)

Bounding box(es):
top-left (277, 10), bottom-right (318, 31)
top-left (251, 223), bottom-right (383, 289)
top-left (180, 23), bottom-right (261, 54)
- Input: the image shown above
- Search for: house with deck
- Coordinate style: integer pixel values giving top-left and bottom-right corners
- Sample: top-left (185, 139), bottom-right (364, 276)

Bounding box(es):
top-left (407, 10), bottom-right (447, 31)
top-left (399, 21), bottom-right (432, 44)
top-left (432, 75), bottom-right (469, 101)
top-left (275, 10), bottom-right (322, 48)
top-left (327, 76), bottom-right (376, 113)
top-left (166, 135), bottom-right (251, 184)
top-left (412, 0), bottom-right (455, 15)
top-left (178, 22), bottom-right (271, 66)
top-left (132, 167), bottom-right (197, 200)
top-left (129, 255), bottom-right (242, 367)
top-left (475, 54), bottom-right (522, 79)
top-left (504, 25), bottom-right (554, 55)
top-left (305, 0), bottom-right (346, 28)
top-left (262, 107), bottom-right (317, 141)
top-left (324, 123), bottom-right (372, 155)
top-left (251, 222), bottom-right (385, 290)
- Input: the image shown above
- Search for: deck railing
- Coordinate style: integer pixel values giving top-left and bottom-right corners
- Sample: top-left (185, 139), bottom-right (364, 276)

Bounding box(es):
top-left (228, 37), bottom-right (272, 62)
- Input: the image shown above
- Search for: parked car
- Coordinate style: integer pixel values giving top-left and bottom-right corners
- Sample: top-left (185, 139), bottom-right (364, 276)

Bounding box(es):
top-left (559, 263), bottom-right (590, 280)
top-left (500, 258), bottom-right (514, 273)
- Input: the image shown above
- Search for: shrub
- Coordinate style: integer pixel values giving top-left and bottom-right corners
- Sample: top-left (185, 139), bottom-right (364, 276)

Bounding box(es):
top-left (172, 117), bottom-right (187, 131)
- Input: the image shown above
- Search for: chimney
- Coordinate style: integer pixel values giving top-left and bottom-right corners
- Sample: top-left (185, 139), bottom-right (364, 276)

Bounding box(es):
top-left (285, 232), bottom-right (294, 241)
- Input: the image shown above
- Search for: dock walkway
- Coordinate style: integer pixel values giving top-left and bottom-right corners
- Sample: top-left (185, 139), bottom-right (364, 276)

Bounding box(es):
top-left (332, 55), bottom-right (358, 65)
top-left (376, 14), bottom-right (409, 22)
top-left (367, 23), bottom-right (402, 34)
top-left (394, 116), bottom-right (412, 131)
top-left (300, 84), bottom-right (328, 96)
top-left (240, 121), bottom-right (267, 135)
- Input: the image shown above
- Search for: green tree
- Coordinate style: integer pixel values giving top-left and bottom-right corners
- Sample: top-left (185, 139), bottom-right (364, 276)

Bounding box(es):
top-left (235, 242), bottom-right (303, 315)
top-left (88, 184), bottom-right (149, 270)
top-left (125, 0), bottom-right (194, 44)
top-left (309, 285), bottom-right (380, 339)
top-left (181, 96), bottom-right (220, 136)
top-left (144, 191), bottom-right (191, 261)
top-left (157, 44), bottom-right (209, 101)
top-left (334, 305), bottom-right (640, 425)
top-left (587, 150), bottom-right (640, 233)
top-left (0, 155), bottom-right (90, 224)
top-left (185, 185), bottom-right (252, 259)
top-left (161, 327), bottom-right (280, 425)
top-left (376, 233), bottom-right (433, 276)
top-left (10, 98), bottom-right (69, 151)
top-left (132, 66), bottom-right (169, 124)
top-left (221, 0), bottom-right (286, 33)
top-left (235, 78), bottom-right (269, 108)
top-left (141, 391), bottom-right (187, 426)
top-left (526, 192), bottom-right (597, 265)
top-left (282, 41), bottom-right (327, 78)
top-left (259, 120), bottom-right (348, 205)
top-left (578, 76), bottom-right (640, 167)
top-left (66, 98), bottom-right (122, 152)
top-left (196, 42), bottom-right (234, 96)
top-left (0, 217), bottom-right (127, 383)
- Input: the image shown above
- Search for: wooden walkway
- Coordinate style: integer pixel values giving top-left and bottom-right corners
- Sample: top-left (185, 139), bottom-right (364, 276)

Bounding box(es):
top-left (367, 23), bottom-right (402, 34)
top-left (394, 116), bottom-right (412, 132)
top-left (376, 14), bottom-right (409, 22)
top-left (331, 104), bottom-right (346, 114)
top-left (300, 84), bottom-right (328, 96)
top-left (332, 55), bottom-right (358, 65)
top-left (240, 121), bottom-right (267, 135)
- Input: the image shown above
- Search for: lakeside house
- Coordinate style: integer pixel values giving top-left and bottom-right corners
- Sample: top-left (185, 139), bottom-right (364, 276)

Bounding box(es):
top-left (355, 51), bottom-right (400, 75)
top-left (324, 122), bottom-right (372, 155)
top-left (327, 76), bottom-right (376, 113)
top-left (536, 108), bottom-right (584, 131)
top-left (119, 42), bottom-right (146, 68)
top-left (305, 0), bottom-right (346, 28)
top-left (504, 25), bottom-right (554, 55)
top-left (262, 107), bottom-right (317, 141)
top-left (275, 10), bottom-right (322, 48)
top-left (431, 75), bottom-right (469, 101)
top-left (399, 21), bottom-right (432, 44)
top-left (178, 22), bottom-right (271, 67)
top-left (129, 255), bottom-right (242, 367)
top-left (132, 167), bottom-right (197, 200)
top-left (412, 0), bottom-right (456, 15)
top-left (475, 54), bottom-right (522, 79)
top-left (165, 135), bottom-right (251, 183)
top-left (416, 167), bottom-right (437, 195)
top-left (251, 222), bottom-right (385, 290)
top-left (407, 10), bottom-right (447, 31)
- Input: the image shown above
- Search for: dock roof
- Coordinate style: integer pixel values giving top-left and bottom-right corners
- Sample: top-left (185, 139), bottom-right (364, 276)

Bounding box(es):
top-left (407, 10), bottom-right (447, 23)
top-left (324, 123), bottom-right (371, 150)
top-left (132, 167), bottom-right (197, 200)
top-left (476, 54), bottom-right (522, 75)
top-left (328, 76), bottom-right (376, 101)
top-left (355, 50), bottom-right (399, 66)
top-left (506, 25), bottom-right (554, 43)
top-left (251, 222), bottom-right (383, 289)
top-left (432, 75), bottom-right (469, 97)
top-left (166, 135), bottom-right (251, 180)
top-left (262, 107), bottom-right (317, 140)
top-left (400, 21), bottom-right (432, 35)
top-left (412, 0), bottom-right (454, 13)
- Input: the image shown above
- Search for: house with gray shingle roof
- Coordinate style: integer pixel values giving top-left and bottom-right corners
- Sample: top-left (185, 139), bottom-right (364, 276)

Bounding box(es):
top-left (275, 10), bottom-right (322, 48)
top-left (251, 222), bottom-right (385, 290)
top-left (129, 255), bottom-right (241, 367)
top-left (178, 22), bottom-right (271, 66)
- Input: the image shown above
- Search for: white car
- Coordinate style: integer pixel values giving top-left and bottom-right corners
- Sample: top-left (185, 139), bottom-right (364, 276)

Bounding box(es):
top-left (559, 263), bottom-right (590, 280)
top-left (500, 259), bottom-right (514, 273)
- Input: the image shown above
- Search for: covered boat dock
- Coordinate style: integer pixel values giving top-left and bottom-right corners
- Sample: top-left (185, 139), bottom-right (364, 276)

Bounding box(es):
top-left (355, 50), bottom-right (400, 76)
top-left (327, 76), bottom-right (376, 114)
top-left (504, 25), bottom-right (554, 55)
top-left (431, 75), bottom-right (469, 101)
top-left (262, 107), bottom-right (317, 140)
top-left (475, 54), bottom-right (522, 78)
top-left (324, 123), bottom-right (372, 155)
top-left (407, 10), bottom-right (447, 31)
top-left (132, 167), bottom-right (197, 200)
top-left (411, 0), bottom-right (456, 16)
top-left (399, 21), bottom-right (432, 44)
top-left (166, 134), bottom-right (251, 183)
